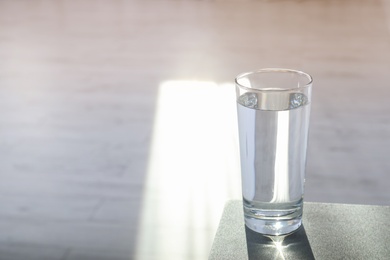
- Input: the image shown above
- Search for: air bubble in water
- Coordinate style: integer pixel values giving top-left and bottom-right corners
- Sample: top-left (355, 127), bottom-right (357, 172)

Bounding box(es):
top-left (238, 92), bottom-right (258, 109)
top-left (289, 93), bottom-right (308, 109)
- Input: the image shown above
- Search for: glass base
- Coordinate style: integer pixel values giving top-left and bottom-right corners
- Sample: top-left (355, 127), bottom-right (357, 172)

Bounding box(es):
top-left (245, 216), bottom-right (302, 236)
top-left (243, 199), bottom-right (303, 236)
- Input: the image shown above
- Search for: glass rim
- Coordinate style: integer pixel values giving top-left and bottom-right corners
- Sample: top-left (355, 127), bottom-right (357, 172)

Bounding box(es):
top-left (235, 68), bottom-right (313, 92)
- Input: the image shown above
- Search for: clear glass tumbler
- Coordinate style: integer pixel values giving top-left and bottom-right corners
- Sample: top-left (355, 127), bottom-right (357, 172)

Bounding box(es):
top-left (235, 68), bottom-right (313, 235)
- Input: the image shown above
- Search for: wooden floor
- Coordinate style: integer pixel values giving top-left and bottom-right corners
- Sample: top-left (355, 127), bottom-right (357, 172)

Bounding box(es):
top-left (1, 0), bottom-right (390, 259)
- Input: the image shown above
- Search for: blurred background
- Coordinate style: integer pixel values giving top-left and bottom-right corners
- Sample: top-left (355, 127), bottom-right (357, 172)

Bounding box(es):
top-left (0, 0), bottom-right (390, 259)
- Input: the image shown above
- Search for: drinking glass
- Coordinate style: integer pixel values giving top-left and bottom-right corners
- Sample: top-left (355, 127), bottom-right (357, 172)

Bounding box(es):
top-left (235, 68), bottom-right (313, 235)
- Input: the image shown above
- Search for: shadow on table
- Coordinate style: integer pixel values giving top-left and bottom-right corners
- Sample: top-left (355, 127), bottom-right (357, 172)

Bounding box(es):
top-left (245, 225), bottom-right (315, 260)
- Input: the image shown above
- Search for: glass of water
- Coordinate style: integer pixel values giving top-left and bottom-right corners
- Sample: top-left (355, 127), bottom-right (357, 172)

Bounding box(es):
top-left (235, 68), bottom-right (313, 236)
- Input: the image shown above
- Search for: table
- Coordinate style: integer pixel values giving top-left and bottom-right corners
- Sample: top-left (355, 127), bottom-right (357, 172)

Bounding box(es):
top-left (209, 200), bottom-right (390, 259)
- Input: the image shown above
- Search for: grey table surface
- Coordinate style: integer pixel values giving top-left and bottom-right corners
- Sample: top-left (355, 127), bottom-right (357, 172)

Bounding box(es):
top-left (209, 200), bottom-right (390, 260)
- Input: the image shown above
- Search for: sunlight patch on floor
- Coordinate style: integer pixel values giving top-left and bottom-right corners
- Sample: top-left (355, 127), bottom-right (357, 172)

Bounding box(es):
top-left (135, 80), bottom-right (242, 259)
